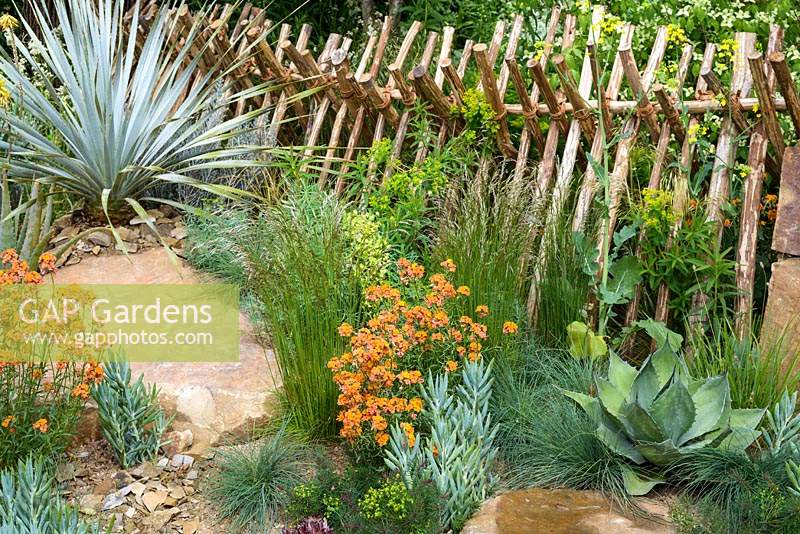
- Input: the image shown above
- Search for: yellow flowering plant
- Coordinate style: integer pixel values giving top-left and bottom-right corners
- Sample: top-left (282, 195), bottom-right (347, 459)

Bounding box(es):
top-left (328, 259), bottom-right (516, 451)
top-left (0, 248), bottom-right (104, 468)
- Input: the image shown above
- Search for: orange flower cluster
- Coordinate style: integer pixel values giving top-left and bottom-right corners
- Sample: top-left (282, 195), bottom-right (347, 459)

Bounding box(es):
top-left (32, 418), bottom-right (48, 433)
top-left (0, 249), bottom-right (56, 285)
top-left (329, 259), bottom-right (503, 448)
top-left (0, 249), bottom-right (104, 453)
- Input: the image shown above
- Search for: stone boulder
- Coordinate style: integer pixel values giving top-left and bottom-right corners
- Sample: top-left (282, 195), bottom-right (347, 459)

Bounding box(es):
top-left (53, 248), bottom-right (280, 451)
top-left (461, 488), bottom-right (674, 534)
top-left (761, 258), bottom-right (800, 363)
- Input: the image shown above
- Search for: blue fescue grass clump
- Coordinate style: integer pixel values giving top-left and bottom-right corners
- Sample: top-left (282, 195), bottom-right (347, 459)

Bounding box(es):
top-left (491, 339), bottom-right (630, 506)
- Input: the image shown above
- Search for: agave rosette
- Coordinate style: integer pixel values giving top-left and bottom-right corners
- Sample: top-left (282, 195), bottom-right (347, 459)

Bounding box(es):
top-left (564, 345), bottom-right (764, 494)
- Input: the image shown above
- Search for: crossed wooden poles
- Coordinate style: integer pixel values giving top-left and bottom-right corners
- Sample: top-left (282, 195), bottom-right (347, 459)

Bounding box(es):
top-left (146, 2), bottom-right (800, 341)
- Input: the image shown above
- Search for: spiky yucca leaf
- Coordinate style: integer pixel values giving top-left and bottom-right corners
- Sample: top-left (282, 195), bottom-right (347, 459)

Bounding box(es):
top-left (0, 0), bottom-right (273, 216)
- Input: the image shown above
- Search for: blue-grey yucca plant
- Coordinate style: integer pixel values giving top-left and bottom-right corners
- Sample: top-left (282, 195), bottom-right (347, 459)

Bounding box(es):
top-left (385, 358), bottom-right (498, 532)
top-left (0, 456), bottom-right (102, 533)
top-left (0, 0), bottom-right (271, 223)
top-left (92, 361), bottom-right (171, 469)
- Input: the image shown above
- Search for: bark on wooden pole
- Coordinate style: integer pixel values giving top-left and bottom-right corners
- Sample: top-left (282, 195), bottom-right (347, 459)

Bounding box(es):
top-left (473, 43), bottom-right (518, 158)
top-left (749, 52), bottom-right (785, 167)
top-left (769, 51), bottom-right (800, 137)
top-left (553, 53), bottom-right (596, 142)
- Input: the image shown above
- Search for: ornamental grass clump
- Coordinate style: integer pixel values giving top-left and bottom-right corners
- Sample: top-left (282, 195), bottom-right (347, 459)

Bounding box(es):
top-left (0, 248), bottom-right (104, 468)
top-left (243, 186), bottom-right (362, 437)
top-left (328, 257), bottom-right (517, 451)
top-left (434, 171), bottom-right (533, 346)
top-left (91, 360), bottom-right (170, 469)
top-left (209, 425), bottom-right (311, 533)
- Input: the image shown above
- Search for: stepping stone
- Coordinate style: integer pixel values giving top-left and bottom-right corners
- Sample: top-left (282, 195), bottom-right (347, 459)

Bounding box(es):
top-left (461, 488), bottom-right (673, 534)
top-left (53, 248), bottom-right (281, 450)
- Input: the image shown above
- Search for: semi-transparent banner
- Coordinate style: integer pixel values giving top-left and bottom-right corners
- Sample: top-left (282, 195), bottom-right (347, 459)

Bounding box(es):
top-left (0, 284), bottom-right (240, 362)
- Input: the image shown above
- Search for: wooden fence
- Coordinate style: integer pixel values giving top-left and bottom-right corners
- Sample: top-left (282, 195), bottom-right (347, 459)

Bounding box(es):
top-left (141, 2), bottom-right (800, 339)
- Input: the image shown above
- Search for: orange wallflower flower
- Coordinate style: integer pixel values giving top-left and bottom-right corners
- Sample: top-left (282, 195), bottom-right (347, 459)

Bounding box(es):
top-left (457, 285), bottom-right (470, 296)
top-left (475, 305), bottom-right (489, 318)
top-left (445, 360), bottom-right (458, 372)
top-left (439, 259), bottom-right (456, 273)
top-left (32, 418), bottom-right (49, 433)
top-left (71, 383), bottom-right (90, 400)
top-left (1, 415), bottom-right (13, 428)
top-left (338, 322), bottom-right (354, 337)
top-left (503, 321), bottom-right (519, 334)
top-left (38, 252), bottom-right (57, 274)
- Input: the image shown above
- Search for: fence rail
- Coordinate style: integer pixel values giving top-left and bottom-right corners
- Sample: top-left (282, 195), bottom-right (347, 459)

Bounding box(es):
top-left (141, 2), bottom-right (800, 338)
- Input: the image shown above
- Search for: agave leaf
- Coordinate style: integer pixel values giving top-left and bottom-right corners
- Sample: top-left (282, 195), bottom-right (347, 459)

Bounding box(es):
top-left (729, 409), bottom-right (766, 430)
top-left (650, 341), bottom-right (682, 385)
top-left (635, 438), bottom-right (682, 466)
top-left (596, 377), bottom-right (626, 418)
top-left (649, 374), bottom-right (695, 443)
top-left (716, 427), bottom-right (762, 453)
top-left (607, 351), bottom-right (637, 397)
top-left (562, 389), bottom-right (603, 424)
top-left (621, 466), bottom-right (664, 496)
top-left (631, 358), bottom-right (662, 409)
top-left (620, 403), bottom-right (665, 444)
top-left (596, 424), bottom-right (646, 464)
top-left (678, 375), bottom-right (729, 446)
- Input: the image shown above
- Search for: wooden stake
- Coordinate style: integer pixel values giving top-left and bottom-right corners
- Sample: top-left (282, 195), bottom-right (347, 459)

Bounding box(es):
top-left (553, 53), bottom-right (596, 142)
top-left (769, 51), bottom-right (800, 137)
top-left (513, 5), bottom-right (561, 181)
top-left (473, 43), bottom-right (517, 158)
top-left (411, 65), bottom-right (451, 119)
top-left (749, 52), bottom-right (785, 167)
top-left (619, 46), bottom-right (661, 143)
top-left (735, 27), bottom-right (783, 338)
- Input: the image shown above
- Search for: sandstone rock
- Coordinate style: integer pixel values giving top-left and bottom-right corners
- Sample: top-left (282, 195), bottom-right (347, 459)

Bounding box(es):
top-left (114, 241), bottom-right (138, 254)
top-left (461, 488), bottom-right (674, 534)
top-left (53, 225), bottom-right (79, 243)
top-left (116, 227), bottom-right (138, 241)
top-left (762, 258), bottom-right (800, 363)
top-left (87, 231), bottom-right (112, 247)
top-left (171, 225), bottom-right (188, 240)
top-left (142, 490), bottom-right (168, 512)
top-left (163, 429), bottom-right (194, 457)
top-left (144, 508), bottom-right (180, 530)
top-left (55, 248), bottom-right (280, 450)
top-left (171, 454), bottom-right (194, 469)
top-left (102, 492), bottom-right (126, 511)
top-left (176, 386), bottom-right (216, 427)
top-left (80, 494), bottom-right (103, 513)
top-left (182, 518), bottom-right (199, 534)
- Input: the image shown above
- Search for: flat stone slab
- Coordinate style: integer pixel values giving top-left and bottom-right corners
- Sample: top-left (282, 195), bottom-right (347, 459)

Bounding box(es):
top-left (462, 488), bottom-right (673, 534)
top-left (54, 248), bottom-right (280, 450)
top-left (772, 146), bottom-right (800, 256)
top-left (762, 258), bottom-right (800, 357)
